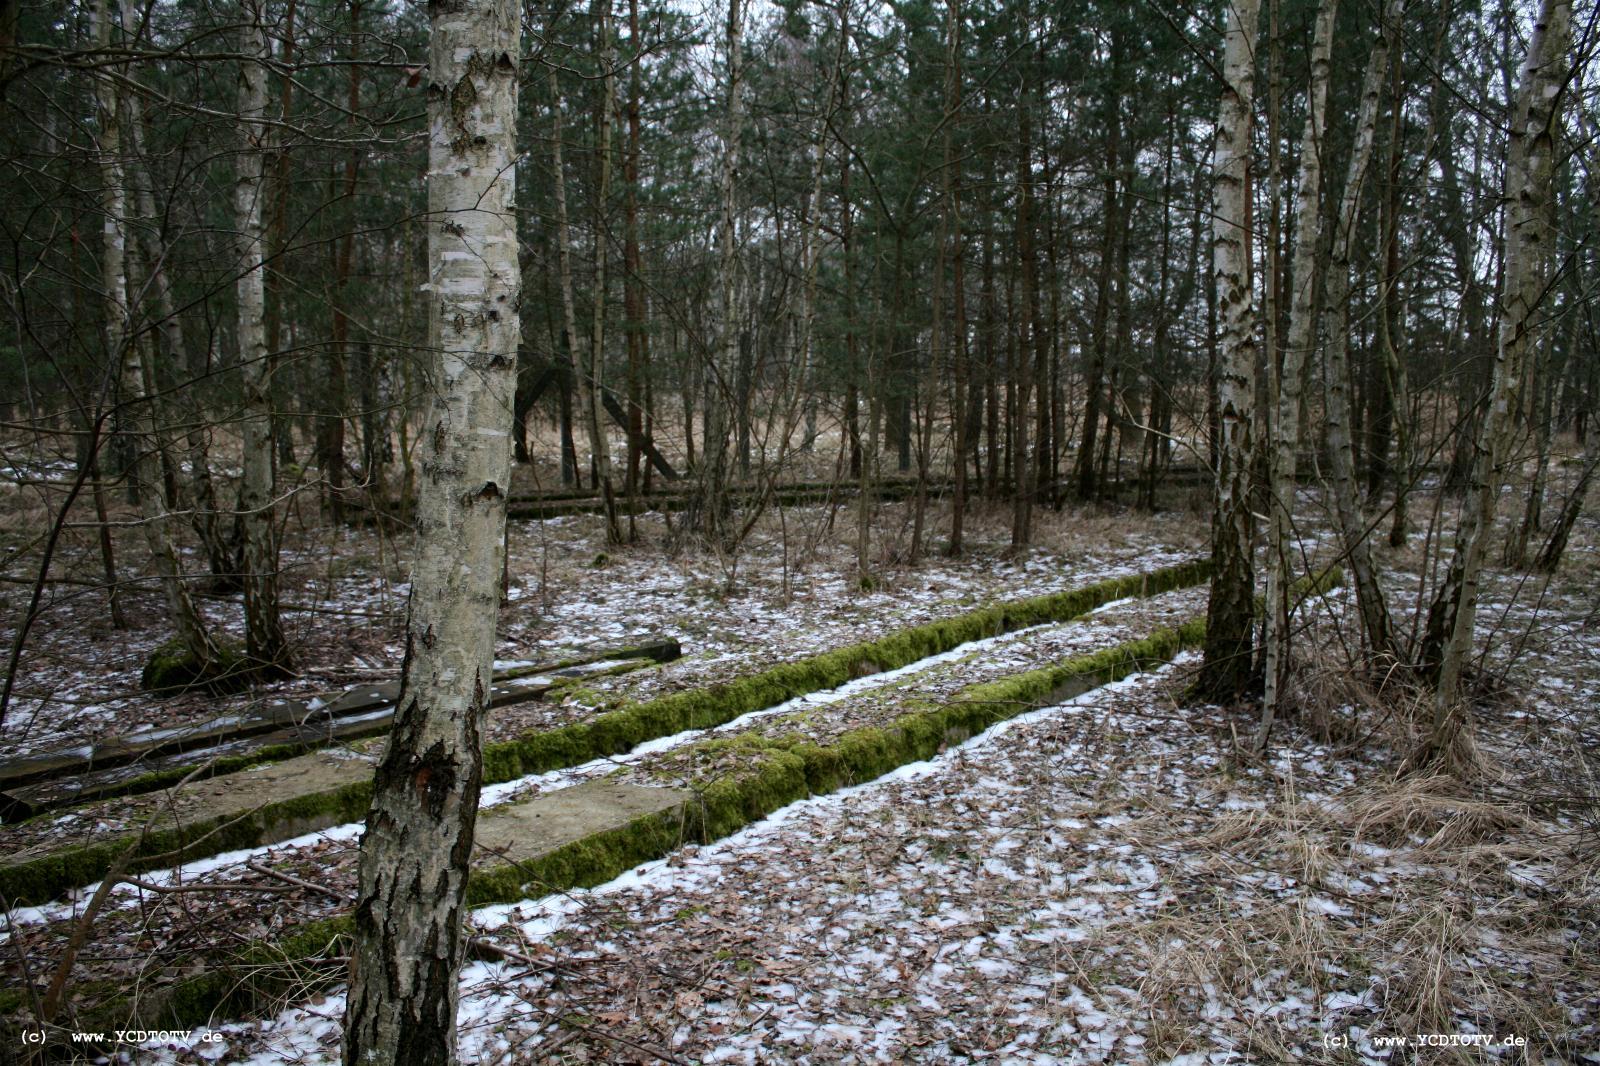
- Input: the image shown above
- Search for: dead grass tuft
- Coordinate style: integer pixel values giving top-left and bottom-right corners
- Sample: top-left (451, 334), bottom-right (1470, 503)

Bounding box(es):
top-left (1343, 773), bottom-right (1534, 851)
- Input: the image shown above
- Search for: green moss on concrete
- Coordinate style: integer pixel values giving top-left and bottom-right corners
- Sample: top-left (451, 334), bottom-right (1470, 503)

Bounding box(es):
top-left (466, 805), bottom-right (691, 905)
top-left (479, 557), bottom-right (1209, 789)
top-left (32, 605), bottom-right (1225, 1037)
top-left (4, 558), bottom-right (1212, 914)
top-left (0, 777), bottom-right (374, 909)
top-left (25, 566), bottom-right (1343, 1036)
top-left (52, 742), bottom-right (315, 810)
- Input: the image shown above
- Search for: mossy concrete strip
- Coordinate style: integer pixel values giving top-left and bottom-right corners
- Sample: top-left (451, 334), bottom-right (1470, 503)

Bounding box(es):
top-left (0, 561), bottom-right (1208, 908)
top-left (471, 780), bottom-right (691, 895)
top-left (0, 661), bottom-right (663, 908)
top-left (25, 783), bottom-right (693, 1047)
top-left (476, 558), bottom-right (1212, 786)
top-left (26, 613), bottom-right (1222, 1044)
top-left (0, 746), bottom-right (378, 912)
top-left (7, 567), bottom-right (1347, 1044)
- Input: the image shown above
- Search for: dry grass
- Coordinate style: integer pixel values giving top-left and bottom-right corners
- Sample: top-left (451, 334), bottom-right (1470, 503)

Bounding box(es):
top-left (1082, 738), bottom-right (1599, 1062)
top-left (1342, 773), bottom-right (1537, 851)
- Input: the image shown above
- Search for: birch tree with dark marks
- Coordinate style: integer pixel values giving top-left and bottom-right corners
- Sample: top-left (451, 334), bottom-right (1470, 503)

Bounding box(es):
top-left (1197, 0), bottom-right (1261, 703)
top-left (342, 0), bottom-right (520, 1056)
top-left (1426, 0), bottom-right (1572, 759)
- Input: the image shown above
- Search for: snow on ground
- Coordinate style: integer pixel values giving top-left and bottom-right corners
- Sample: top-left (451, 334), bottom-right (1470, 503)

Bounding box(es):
top-left (0, 584), bottom-right (1207, 990)
top-left (0, 503), bottom-right (1204, 761)
top-left (136, 652), bottom-right (1600, 1065)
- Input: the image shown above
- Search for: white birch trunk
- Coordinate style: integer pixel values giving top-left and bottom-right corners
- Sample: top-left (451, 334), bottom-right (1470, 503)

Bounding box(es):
top-left (587, 0), bottom-right (622, 544)
top-left (1319, 0), bottom-right (1403, 663)
top-left (124, 103), bottom-right (237, 591)
top-left (698, 0), bottom-right (743, 543)
top-left (1430, 0), bottom-right (1571, 750)
top-left (785, 3), bottom-right (848, 470)
top-left (1258, 0), bottom-right (1337, 746)
top-left (1198, 0), bottom-right (1261, 702)
top-left (547, 66), bottom-right (584, 488)
top-left (92, 0), bottom-right (218, 680)
top-left (342, 0), bottom-right (520, 1055)
top-left (236, 0), bottom-right (288, 669)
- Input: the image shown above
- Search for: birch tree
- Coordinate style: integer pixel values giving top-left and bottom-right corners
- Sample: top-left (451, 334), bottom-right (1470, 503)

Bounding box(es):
top-left (548, 63), bottom-right (584, 489)
top-left (341, 0), bottom-right (520, 1055)
top-left (93, 0), bottom-right (223, 690)
top-left (587, 0), bottom-right (623, 545)
top-left (1197, 0), bottom-right (1261, 702)
top-left (1258, 0), bottom-right (1336, 747)
top-left (1427, 0), bottom-right (1571, 757)
top-left (687, 0), bottom-right (743, 545)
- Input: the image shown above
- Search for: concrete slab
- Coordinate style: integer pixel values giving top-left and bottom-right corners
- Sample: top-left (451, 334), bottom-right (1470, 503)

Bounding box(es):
top-left (475, 779), bottom-right (690, 866)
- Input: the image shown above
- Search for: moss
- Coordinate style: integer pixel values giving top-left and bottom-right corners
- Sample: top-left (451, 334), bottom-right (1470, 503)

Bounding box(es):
top-left (57, 742), bottom-right (316, 809)
top-left (465, 804), bottom-right (690, 905)
top-left (705, 616), bottom-right (1218, 800)
top-left (140, 638), bottom-right (252, 696)
top-left (0, 777), bottom-right (374, 908)
top-left (68, 915), bottom-right (356, 1037)
top-left (7, 559), bottom-right (1213, 914)
top-left (44, 608), bottom-right (1229, 1036)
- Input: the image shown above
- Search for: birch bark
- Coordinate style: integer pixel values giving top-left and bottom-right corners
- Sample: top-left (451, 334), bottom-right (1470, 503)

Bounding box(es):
top-left (92, 0), bottom-right (220, 683)
top-left (698, 0), bottom-right (744, 545)
top-left (341, 0), bottom-right (519, 1054)
top-left (1197, 0), bottom-right (1261, 702)
top-left (1319, 0), bottom-right (1403, 664)
top-left (1258, 0), bottom-right (1337, 747)
top-left (236, 0), bottom-right (289, 670)
top-left (587, 0), bottom-right (623, 545)
top-left (1429, 0), bottom-right (1571, 751)
top-left (547, 65), bottom-right (584, 490)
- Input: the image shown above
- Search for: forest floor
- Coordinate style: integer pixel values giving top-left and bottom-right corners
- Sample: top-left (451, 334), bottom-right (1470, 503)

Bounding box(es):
top-left (0, 456), bottom-right (1203, 760)
top-left (0, 447), bottom-right (1597, 1064)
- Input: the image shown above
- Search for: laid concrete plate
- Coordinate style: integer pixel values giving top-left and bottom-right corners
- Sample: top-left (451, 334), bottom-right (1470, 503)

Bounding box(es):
top-left (474, 779), bottom-right (691, 867)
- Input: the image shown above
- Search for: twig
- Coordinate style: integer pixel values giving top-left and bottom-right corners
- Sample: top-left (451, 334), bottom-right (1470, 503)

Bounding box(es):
top-left (559, 1016), bottom-right (690, 1065)
top-left (39, 838), bottom-right (138, 1022)
top-left (245, 860), bottom-right (346, 900)
top-left (1, 896), bottom-right (48, 1026)
top-left (467, 934), bottom-right (578, 978)
top-left (123, 876), bottom-right (292, 896)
